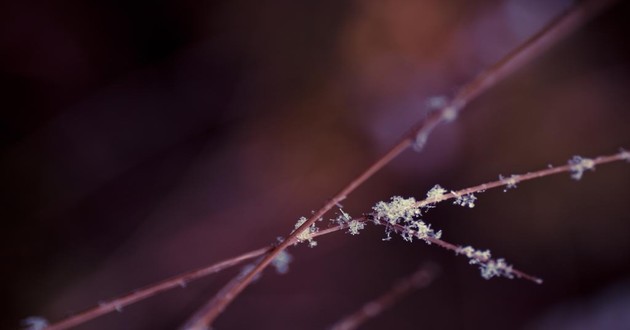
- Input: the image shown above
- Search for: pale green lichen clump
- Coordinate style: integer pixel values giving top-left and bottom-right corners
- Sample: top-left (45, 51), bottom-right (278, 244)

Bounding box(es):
top-left (499, 174), bottom-right (519, 192)
top-left (568, 155), bottom-right (595, 180)
top-left (372, 196), bottom-right (441, 244)
top-left (458, 246), bottom-right (491, 261)
top-left (334, 208), bottom-right (366, 235)
top-left (426, 184), bottom-right (448, 202)
top-left (480, 258), bottom-right (514, 280)
top-left (457, 246), bottom-right (514, 280)
top-left (292, 216), bottom-right (319, 248)
top-left (400, 220), bottom-right (441, 243)
top-left (347, 219), bottom-right (365, 235)
top-left (453, 193), bottom-right (477, 208)
top-left (372, 196), bottom-right (421, 224)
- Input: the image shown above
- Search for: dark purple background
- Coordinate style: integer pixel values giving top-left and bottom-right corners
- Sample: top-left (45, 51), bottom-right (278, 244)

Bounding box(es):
top-left (3, 0), bottom-right (630, 329)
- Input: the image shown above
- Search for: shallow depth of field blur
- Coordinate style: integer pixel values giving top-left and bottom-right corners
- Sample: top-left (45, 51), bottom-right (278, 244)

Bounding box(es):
top-left (3, 0), bottom-right (630, 329)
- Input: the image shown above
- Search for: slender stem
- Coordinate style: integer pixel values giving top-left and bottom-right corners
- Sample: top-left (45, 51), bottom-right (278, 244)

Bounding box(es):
top-left (451, 0), bottom-right (616, 107)
top-left (45, 248), bottom-right (271, 330)
top-left (387, 222), bottom-right (543, 284)
top-left (330, 264), bottom-right (440, 330)
top-left (429, 237), bottom-right (542, 284)
top-left (46, 150), bottom-right (627, 329)
top-left (181, 1), bottom-right (618, 328)
top-left (44, 228), bottom-right (346, 330)
top-left (43, 1), bottom-right (622, 327)
top-left (417, 152), bottom-right (628, 208)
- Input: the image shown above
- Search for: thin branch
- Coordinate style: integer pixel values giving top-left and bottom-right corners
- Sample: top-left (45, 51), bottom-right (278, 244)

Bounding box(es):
top-left (387, 222), bottom-right (543, 284)
top-left (177, 264), bottom-right (258, 330)
top-left (330, 264), bottom-right (440, 330)
top-left (417, 152), bottom-right (629, 208)
top-left (44, 247), bottom-right (271, 330)
top-left (45, 149), bottom-right (627, 329)
top-left (44, 227), bottom-right (347, 330)
top-left (181, 1), bottom-right (619, 328)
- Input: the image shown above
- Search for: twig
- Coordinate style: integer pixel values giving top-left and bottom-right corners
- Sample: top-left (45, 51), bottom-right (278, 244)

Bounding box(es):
top-left (177, 264), bottom-right (258, 330)
top-left (44, 149), bottom-right (627, 329)
top-left (180, 1), bottom-right (619, 328)
top-left (416, 152), bottom-right (629, 208)
top-left (44, 247), bottom-right (271, 330)
top-left (390, 223), bottom-right (543, 284)
top-left (44, 226), bottom-right (347, 330)
top-left (330, 264), bottom-right (440, 330)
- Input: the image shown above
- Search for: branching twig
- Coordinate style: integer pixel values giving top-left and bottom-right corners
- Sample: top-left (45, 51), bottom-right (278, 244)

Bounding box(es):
top-left (43, 227), bottom-right (348, 330)
top-left (41, 0), bottom-right (622, 328)
top-left (181, 1), bottom-right (618, 328)
top-left (44, 149), bottom-right (628, 329)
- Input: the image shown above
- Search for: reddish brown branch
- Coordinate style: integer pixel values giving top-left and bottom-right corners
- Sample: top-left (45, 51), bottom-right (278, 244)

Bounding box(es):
top-left (45, 149), bottom-right (627, 329)
top-left (44, 226), bottom-right (348, 330)
top-left (417, 152), bottom-right (629, 208)
top-left (42, 1), bottom-right (622, 327)
top-left (44, 247), bottom-right (271, 330)
top-left (181, 1), bottom-right (619, 328)
top-left (380, 221), bottom-right (543, 284)
top-left (427, 237), bottom-right (543, 284)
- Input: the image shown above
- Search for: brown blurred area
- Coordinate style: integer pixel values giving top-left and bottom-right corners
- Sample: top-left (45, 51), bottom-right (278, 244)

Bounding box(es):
top-left (2, 0), bottom-right (630, 329)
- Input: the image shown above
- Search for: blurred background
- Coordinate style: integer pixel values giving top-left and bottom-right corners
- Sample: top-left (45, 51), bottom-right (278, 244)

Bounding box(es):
top-left (2, 0), bottom-right (630, 329)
